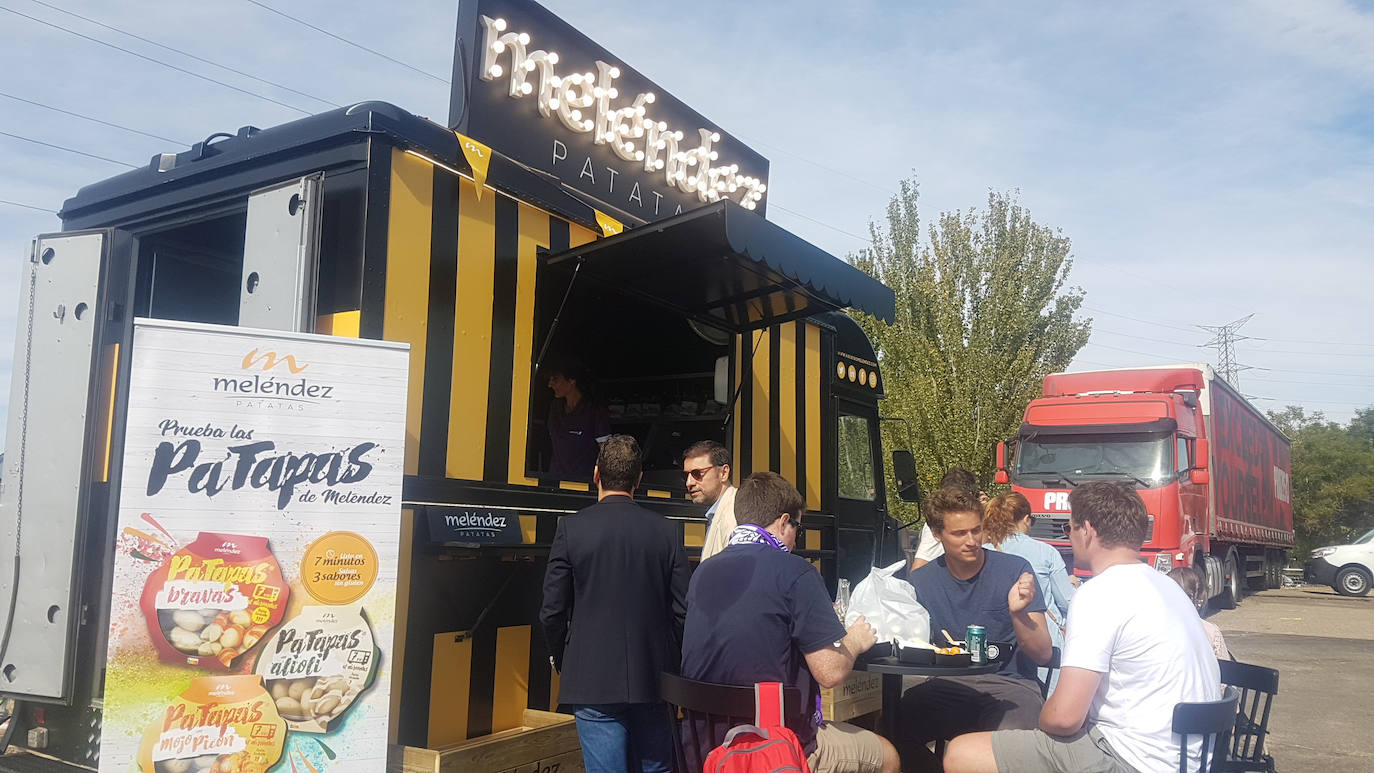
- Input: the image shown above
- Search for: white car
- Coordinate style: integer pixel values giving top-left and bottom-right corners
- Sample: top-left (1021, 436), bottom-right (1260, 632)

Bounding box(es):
top-left (1305, 527), bottom-right (1374, 597)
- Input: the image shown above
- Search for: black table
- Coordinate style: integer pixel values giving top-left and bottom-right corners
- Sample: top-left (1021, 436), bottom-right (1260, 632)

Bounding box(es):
top-left (854, 656), bottom-right (1002, 740)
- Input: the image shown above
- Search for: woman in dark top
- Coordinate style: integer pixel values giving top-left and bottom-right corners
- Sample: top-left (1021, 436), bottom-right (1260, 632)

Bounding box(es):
top-left (546, 362), bottom-right (612, 479)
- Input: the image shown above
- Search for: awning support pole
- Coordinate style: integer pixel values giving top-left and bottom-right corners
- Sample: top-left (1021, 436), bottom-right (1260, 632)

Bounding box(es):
top-left (532, 256), bottom-right (584, 378)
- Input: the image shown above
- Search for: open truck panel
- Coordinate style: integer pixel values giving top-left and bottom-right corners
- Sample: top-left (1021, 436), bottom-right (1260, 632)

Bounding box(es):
top-left (0, 1), bottom-right (899, 765)
top-left (1004, 364), bottom-right (1293, 607)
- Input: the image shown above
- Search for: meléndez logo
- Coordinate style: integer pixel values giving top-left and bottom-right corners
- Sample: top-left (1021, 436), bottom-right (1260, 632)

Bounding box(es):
top-left (211, 348), bottom-right (335, 400)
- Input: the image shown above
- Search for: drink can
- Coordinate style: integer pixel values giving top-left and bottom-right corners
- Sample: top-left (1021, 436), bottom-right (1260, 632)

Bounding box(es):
top-left (966, 624), bottom-right (987, 664)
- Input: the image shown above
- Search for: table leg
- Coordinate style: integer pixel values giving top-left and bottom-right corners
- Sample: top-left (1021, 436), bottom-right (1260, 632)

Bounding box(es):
top-left (880, 673), bottom-right (901, 740)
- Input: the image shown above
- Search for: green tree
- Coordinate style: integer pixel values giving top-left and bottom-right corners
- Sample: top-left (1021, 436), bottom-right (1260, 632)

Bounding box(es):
top-left (850, 180), bottom-right (1091, 526)
top-left (1268, 406), bottom-right (1374, 556)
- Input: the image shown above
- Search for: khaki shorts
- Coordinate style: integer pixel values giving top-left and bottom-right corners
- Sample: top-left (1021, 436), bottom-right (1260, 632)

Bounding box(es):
top-left (989, 725), bottom-right (1137, 773)
top-left (807, 721), bottom-right (886, 773)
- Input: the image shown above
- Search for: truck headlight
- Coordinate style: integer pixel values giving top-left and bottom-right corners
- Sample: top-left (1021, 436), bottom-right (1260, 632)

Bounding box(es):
top-left (1153, 553), bottom-right (1173, 572)
top-left (1311, 547), bottom-right (1337, 558)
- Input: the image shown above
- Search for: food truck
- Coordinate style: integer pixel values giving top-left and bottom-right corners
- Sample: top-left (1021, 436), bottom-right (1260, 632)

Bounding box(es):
top-left (0, 0), bottom-right (900, 770)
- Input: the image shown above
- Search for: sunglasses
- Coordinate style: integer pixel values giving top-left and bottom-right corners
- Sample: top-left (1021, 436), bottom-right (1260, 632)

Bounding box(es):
top-left (684, 465), bottom-right (717, 482)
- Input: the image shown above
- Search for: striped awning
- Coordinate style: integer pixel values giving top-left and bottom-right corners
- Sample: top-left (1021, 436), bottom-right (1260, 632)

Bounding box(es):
top-left (542, 200), bottom-right (895, 332)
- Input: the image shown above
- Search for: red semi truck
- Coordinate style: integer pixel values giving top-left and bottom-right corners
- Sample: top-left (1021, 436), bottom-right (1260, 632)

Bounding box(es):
top-left (995, 364), bottom-right (1294, 607)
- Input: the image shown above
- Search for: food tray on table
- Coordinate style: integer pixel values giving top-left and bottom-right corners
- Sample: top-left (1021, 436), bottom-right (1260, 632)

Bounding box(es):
top-left (861, 640), bottom-right (1017, 668)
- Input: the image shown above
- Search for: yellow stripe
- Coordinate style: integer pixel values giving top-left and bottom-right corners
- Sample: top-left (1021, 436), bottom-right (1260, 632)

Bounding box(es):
top-left (751, 328), bottom-right (771, 474)
top-left (559, 481), bottom-right (590, 492)
top-left (732, 334), bottom-right (743, 484)
top-left (316, 310), bottom-right (361, 338)
top-left (493, 626), bottom-right (532, 732)
top-left (570, 222), bottom-right (599, 247)
top-left (805, 323), bottom-right (822, 510)
top-left (428, 631), bottom-right (472, 746)
top-left (684, 522), bottom-right (706, 547)
top-left (807, 528), bottom-right (821, 553)
top-left (95, 343), bottom-right (118, 482)
top-left (384, 149), bottom-right (434, 476)
top-left (519, 514), bottom-right (537, 543)
top-left (389, 509), bottom-right (414, 744)
top-left (646, 489), bottom-right (671, 499)
top-left (449, 178), bottom-right (497, 479)
top-left (779, 323), bottom-right (798, 487)
top-left (509, 204), bottom-right (548, 486)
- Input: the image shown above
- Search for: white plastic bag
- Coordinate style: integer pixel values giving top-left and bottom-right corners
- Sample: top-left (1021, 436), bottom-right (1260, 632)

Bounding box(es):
top-left (844, 560), bottom-right (932, 646)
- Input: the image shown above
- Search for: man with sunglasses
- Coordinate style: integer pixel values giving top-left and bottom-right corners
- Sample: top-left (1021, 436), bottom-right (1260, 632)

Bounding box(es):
top-left (681, 440), bottom-right (737, 561)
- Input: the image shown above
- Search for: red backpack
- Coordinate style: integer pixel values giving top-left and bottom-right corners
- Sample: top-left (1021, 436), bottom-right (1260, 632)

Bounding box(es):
top-left (702, 682), bottom-right (811, 773)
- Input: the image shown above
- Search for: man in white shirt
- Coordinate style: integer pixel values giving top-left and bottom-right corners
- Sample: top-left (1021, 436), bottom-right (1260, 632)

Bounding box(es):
top-left (945, 482), bottom-right (1220, 773)
top-left (682, 441), bottom-right (737, 561)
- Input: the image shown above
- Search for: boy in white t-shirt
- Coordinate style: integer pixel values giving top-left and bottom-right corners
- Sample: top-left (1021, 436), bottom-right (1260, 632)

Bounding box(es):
top-left (945, 482), bottom-right (1220, 773)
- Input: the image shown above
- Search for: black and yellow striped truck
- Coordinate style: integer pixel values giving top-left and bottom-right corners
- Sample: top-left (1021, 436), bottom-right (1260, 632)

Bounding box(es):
top-left (0, 0), bottom-right (904, 770)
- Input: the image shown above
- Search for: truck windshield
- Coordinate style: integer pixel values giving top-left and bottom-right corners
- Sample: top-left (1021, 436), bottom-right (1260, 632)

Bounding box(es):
top-left (1355, 528), bottom-right (1374, 545)
top-left (1013, 433), bottom-right (1172, 487)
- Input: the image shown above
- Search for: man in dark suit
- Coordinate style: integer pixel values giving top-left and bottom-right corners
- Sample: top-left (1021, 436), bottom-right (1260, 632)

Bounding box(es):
top-left (540, 434), bottom-right (690, 773)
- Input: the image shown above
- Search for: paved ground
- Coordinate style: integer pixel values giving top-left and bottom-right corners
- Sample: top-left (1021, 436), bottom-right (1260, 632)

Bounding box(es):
top-left (1210, 584), bottom-right (1374, 772)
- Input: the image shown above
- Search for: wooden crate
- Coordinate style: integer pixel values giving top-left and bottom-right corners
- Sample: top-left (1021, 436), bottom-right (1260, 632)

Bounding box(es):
top-left (821, 671), bottom-right (883, 722)
top-left (389, 709), bottom-right (583, 773)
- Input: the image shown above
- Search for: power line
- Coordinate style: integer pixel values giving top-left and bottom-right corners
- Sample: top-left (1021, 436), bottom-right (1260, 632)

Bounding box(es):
top-left (1083, 343), bottom-right (1374, 380)
top-left (732, 131), bottom-right (897, 197)
top-left (0, 4), bottom-right (311, 115)
top-left (1087, 303), bottom-right (1374, 353)
top-left (1251, 365), bottom-right (1374, 379)
top-left (769, 203), bottom-right (871, 244)
top-left (1082, 305), bottom-right (1200, 334)
top-left (241, 0), bottom-right (449, 84)
top-left (0, 130), bottom-right (137, 167)
top-left (1247, 345), bottom-right (1374, 359)
top-left (1250, 396), bottom-right (1373, 407)
top-left (1082, 341), bottom-right (1191, 363)
top-left (1249, 376), bottom-right (1374, 388)
top-left (0, 199), bottom-right (56, 214)
top-left (1252, 336), bottom-right (1374, 349)
top-left (26, 0), bottom-right (341, 110)
top-left (0, 90), bottom-right (188, 145)
top-left (1092, 327), bottom-right (1202, 349)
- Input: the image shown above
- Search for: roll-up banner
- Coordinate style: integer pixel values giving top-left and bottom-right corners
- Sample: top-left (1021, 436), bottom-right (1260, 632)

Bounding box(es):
top-left (100, 319), bottom-right (409, 773)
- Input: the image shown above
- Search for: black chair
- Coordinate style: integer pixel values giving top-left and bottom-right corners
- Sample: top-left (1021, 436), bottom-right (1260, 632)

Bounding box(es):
top-left (1219, 659), bottom-right (1280, 772)
top-left (1037, 646), bottom-right (1062, 699)
top-left (659, 672), bottom-right (806, 773)
top-left (1173, 686), bottom-right (1241, 773)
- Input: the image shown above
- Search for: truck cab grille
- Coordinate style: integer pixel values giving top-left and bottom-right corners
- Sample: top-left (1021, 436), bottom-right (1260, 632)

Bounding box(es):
top-left (1028, 513), bottom-right (1154, 543)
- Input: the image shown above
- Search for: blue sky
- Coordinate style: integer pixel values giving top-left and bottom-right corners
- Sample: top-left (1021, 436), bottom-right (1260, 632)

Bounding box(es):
top-left (1, 0), bottom-right (1372, 436)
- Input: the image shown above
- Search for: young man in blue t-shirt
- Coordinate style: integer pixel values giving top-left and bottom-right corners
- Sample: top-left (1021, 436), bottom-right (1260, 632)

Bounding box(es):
top-left (900, 486), bottom-right (1054, 772)
top-left (681, 472), bottom-right (900, 773)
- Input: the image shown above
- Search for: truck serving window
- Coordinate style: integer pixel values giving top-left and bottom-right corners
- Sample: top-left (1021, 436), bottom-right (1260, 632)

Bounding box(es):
top-left (1013, 432), bottom-right (1173, 487)
top-left (837, 413), bottom-right (876, 501)
top-left (528, 269), bottom-right (730, 488)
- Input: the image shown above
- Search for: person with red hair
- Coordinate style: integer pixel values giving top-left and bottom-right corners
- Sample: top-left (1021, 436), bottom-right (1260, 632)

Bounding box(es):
top-left (983, 492), bottom-right (1075, 693)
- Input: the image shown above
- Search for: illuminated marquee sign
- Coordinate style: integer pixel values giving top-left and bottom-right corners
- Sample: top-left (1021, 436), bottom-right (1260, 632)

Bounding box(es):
top-left (451, 0), bottom-right (769, 221)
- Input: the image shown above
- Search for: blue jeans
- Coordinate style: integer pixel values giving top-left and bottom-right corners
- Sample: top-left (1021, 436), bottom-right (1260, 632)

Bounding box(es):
top-left (569, 702), bottom-right (674, 773)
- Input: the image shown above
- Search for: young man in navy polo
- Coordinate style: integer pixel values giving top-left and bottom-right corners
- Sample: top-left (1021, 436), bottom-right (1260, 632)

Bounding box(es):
top-left (681, 471), bottom-right (900, 773)
top-left (899, 486), bottom-right (1054, 772)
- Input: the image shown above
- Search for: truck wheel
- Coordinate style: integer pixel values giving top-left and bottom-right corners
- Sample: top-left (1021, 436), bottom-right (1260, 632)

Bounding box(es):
top-left (1217, 551), bottom-right (1241, 609)
top-left (1335, 567), bottom-right (1372, 597)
